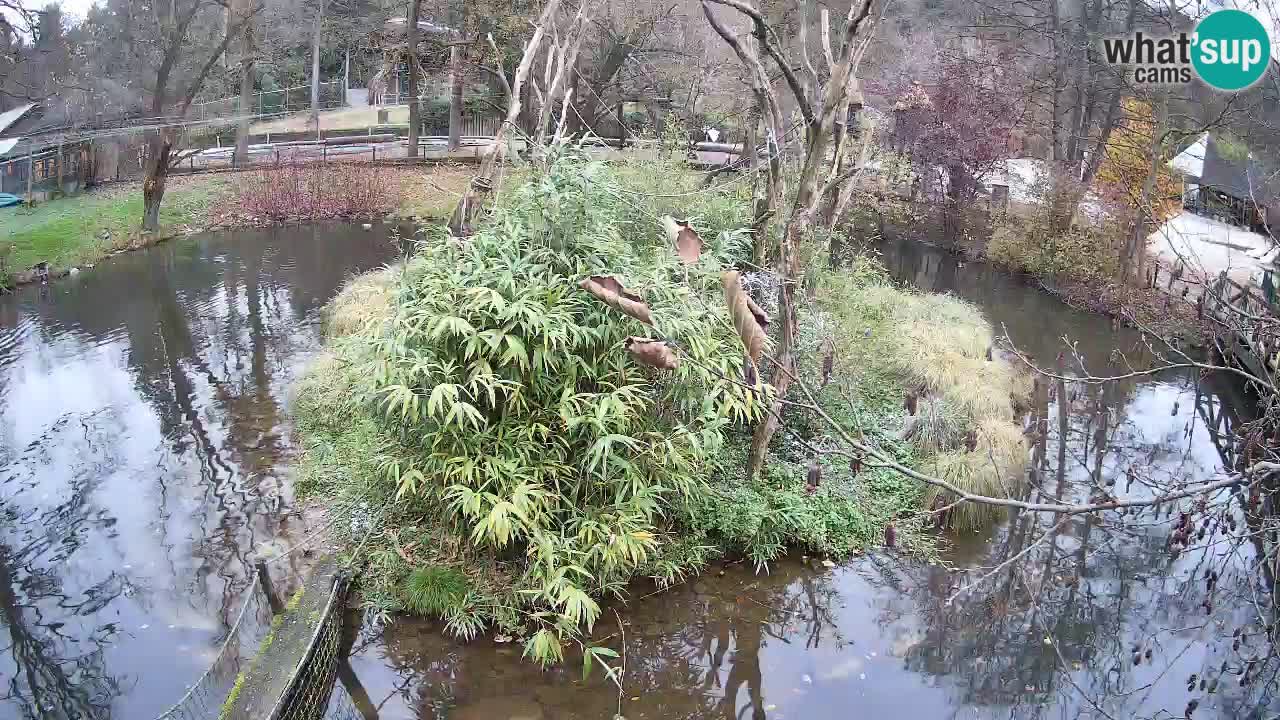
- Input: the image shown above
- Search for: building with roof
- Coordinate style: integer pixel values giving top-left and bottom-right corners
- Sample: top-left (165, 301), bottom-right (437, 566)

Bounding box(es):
top-left (0, 102), bottom-right (103, 202)
top-left (1169, 132), bottom-right (1278, 235)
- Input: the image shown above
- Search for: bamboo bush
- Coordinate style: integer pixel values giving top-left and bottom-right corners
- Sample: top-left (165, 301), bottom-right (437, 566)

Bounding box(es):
top-left (300, 153), bottom-right (765, 663)
top-left (297, 153), bottom-right (1037, 665)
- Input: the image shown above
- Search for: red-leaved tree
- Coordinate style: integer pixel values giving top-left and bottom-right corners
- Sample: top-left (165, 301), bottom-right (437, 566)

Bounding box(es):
top-left (895, 50), bottom-right (1024, 207)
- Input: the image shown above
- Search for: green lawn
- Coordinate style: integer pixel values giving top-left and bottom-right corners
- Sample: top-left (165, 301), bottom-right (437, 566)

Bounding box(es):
top-left (1, 175), bottom-right (235, 281)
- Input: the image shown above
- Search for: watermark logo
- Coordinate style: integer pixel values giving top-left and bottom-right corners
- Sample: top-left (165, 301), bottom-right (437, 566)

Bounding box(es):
top-left (1102, 9), bottom-right (1271, 91)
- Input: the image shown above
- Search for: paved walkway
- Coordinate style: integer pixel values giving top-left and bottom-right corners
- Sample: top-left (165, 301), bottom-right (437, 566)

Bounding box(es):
top-left (1149, 210), bottom-right (1275, 285)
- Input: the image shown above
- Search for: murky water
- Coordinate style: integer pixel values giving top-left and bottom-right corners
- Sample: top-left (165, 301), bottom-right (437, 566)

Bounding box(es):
top-left (328, 238), bottom-right (1275, 720)
top-left (0, 224), bottom-right (405, 720)
top-left (2, 225), bottom-right (1271, 720)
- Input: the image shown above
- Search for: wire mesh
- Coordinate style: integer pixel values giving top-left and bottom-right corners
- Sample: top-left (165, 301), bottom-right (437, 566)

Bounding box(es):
top-left (152, 579), bottom-right (271, 720)
top-left (190, 81), bottom-right (347, 122)
top-left (269, 575), bottom-right (352, 720)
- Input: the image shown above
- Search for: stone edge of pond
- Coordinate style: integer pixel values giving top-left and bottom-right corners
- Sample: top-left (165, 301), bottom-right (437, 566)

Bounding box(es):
top-left (220, 556), bottom-right (346, 720)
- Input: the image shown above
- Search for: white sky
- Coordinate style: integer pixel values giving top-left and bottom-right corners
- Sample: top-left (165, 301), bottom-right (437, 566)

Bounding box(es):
top-left (59, 0), bottom-right (94, 19)
top-left (1214, 0), bottom-right (1279, 55)
top-left (13, 0), bottom-right (95, 22)
top-left (13, 0), bottom-right (1280, 64)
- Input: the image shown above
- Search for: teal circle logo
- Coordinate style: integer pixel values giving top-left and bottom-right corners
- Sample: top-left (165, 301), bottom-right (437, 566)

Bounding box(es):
top-left (1192, 9), bottom-right (1271, 91)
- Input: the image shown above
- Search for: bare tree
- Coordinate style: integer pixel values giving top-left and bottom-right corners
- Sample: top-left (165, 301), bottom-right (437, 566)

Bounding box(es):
top-left (308, 0), bottom-right (328, 136)
top-left (405, 0), bottom-right (423, 157)
top-left (134, 0), bottom-right (263, 231)
top-left (447, 0), bottom-right (593, 236)
top-left (234, 0), bottom-right (256, 165)
top-left (700, 0), bottom-right (876, 479)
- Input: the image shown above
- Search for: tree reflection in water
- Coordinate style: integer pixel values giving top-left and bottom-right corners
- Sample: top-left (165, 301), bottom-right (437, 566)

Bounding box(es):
top-left (0, 224), bottom-right (406, 719)
top-left (332, 294), bottom-right (1280, 720)
top-left (1, 413), bottom-right (125, 720)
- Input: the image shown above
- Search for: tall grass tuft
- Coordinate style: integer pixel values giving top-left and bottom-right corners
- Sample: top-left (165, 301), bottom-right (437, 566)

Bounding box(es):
top-left (905, 395), bottom-right (966, 453)
top-left (820, 261), bottom-right (1030, 531)
top-left (403, 566), bottom-right (470, 616)
top-left (920, 416), bottom-right (1029, 531)
top-left (325, 265), bottom-right (399, 338)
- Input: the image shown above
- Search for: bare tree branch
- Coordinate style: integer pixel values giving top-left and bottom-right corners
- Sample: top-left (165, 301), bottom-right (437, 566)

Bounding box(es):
top-left (705, 0), bottom-right (816, 128)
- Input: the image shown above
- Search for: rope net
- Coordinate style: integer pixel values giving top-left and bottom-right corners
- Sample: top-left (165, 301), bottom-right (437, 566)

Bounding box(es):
top-left (153, 579), bottom-right (271, 720)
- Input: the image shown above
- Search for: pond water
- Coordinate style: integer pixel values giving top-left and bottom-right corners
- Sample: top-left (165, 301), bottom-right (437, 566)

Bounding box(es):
top-left (0, 224), bottom-right (406, 720)
top-left (2, 225), bottom-right (1271, 720)
top-left (326, 239), bottom-right (1276, 720)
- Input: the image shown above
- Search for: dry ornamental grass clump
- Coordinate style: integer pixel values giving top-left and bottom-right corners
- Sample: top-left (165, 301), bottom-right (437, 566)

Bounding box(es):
top-left (820, 265), bottom-right (1031, 531)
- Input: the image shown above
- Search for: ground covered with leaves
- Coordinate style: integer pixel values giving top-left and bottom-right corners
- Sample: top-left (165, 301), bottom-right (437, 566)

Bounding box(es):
top-left (291, 153), bottom-right (1030, 665)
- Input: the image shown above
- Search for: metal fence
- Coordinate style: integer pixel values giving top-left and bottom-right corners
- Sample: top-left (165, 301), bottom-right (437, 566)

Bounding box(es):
top-left (190, 81), bottom-right (347, 122)
top-left (267, 574), bottom-right (352, 720)
top-left (146, 564), bottom-right (356, 720)
top-left (321, 677), bottom-right (367, 720)
top-left (152, 579), bottom-right (272, 720)
top-left (419, 110), bottom-right (502, 138)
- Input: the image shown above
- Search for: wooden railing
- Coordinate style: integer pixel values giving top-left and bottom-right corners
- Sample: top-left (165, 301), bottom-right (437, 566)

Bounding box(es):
top-left (1203, 271), bottom-right (1279, 380)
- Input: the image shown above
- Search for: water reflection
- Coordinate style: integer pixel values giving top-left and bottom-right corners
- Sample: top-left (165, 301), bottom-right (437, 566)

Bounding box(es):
top-left (0, 224), bottom-right (404, 719)
top-left (330, 238), bottom-right (1273, 720)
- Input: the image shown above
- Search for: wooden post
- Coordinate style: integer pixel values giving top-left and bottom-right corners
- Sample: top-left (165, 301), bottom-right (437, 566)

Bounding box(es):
top-left (55, 143), bottom-right (63, 196)
top-left (255, 561), bottom-right (285, 615)
top-left (25, 151), bottom-right (34, 205)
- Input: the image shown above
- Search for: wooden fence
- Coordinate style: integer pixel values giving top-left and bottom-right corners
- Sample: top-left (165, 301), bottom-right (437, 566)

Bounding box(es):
top-left (0, 141), bottom-right (94, 200)
top-left (1202, 270), bottom-right (1279, 381)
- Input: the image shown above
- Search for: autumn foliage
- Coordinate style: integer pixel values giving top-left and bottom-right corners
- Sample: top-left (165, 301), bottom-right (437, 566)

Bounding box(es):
top-left (1095, 99), bottom-right (1183, 223)
top-left (890, 50), bottom-right (1023, 198)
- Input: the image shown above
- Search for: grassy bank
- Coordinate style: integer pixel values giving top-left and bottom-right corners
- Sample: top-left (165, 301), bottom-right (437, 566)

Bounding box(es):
top-left (1, 174), bottom-right (236, 281)
top-left (290, 153), bottom-right (1029, 664)
top-left (984, 199), bottom-right (1205, 341)
top-left (0, 164), bottom-right (474, 286)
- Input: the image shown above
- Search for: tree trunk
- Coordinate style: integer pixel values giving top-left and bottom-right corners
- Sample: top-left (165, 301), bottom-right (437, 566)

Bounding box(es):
top-left (1062, 0), bottom-right (1090, 168)
top-left (565, 70), bottom-right (581, 137)
top-left (405, 0), bottom-right (423, 158)
top-left (309, 0), bottom-right (326, 138)
top-left (448, 43), bottom-right (463, 151)
top-left (744, 99), bottom-right (759, 172)
top-left (448, 1), bottom-right (563, 235)
top-left (234, 8), bottom-right (254, 167)
top-left (743, 3), bottom-right (870, 479)
top-left (1123, 93), bottom-right (1167, 284)
top-left (1047, 0), bottom-right (1065, 162)
top-left (141, 130), bottom-right (174, 232)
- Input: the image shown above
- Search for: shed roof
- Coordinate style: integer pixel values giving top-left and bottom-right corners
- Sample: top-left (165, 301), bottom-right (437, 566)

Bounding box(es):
top-left (1168, 132), bottom-right (1206, 179)
top-left (1199, 134), bottom-right (1275, 202)
top-left (0, 103), bottom-right (38, 135)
